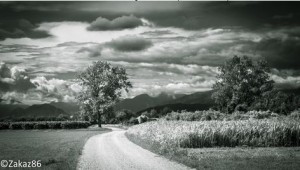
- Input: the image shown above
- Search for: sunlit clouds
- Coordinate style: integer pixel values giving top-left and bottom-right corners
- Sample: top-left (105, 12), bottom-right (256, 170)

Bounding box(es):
top-left (1, 2), bottom-right (300, 104)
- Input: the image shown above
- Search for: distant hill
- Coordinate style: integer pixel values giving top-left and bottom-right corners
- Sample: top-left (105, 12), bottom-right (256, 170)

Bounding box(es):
top-left (50, 102), bottom-right (80, 114)
top-left (0, 104), bottom-right (68, 120)
top-left (136, 103), bottom-right (212, 116)
top-left (171, 90), bottom-right (215, 105)
top-left (1, 87), bottom-right (298, 121)
top-left (0, 104), bottom-right (28, 118)
top-left (114, 92), bottom-right (185, 112)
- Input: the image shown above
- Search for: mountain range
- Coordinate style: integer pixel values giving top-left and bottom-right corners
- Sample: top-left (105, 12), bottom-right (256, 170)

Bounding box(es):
top-left (0, 104), bottom-right (68, 120)
top-left (114, 92), bottom-right (186, 112)
top-left (1, 87), bottom-right (299, 120)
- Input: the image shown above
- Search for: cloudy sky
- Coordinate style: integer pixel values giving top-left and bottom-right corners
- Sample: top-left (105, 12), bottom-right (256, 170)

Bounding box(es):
top-left (0, 2), bottom-right (300, 104)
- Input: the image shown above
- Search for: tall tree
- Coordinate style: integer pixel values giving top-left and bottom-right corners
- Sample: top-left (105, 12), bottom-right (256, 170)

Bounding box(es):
top-left (77, 61), bottom-right (132, 127)
top-left (212, 56), bottom-right (274, 113)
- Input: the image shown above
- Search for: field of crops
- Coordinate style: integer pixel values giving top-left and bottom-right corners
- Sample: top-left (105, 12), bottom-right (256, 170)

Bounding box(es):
top-left (127, 119), bottom-right (300, 149)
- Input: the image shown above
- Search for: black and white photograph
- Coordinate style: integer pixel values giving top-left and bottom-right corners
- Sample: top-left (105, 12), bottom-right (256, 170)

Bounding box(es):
top-left (0, 1), bottom-right (300, 170)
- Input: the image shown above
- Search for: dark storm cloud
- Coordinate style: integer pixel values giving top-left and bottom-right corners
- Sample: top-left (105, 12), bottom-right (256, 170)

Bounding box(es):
top-left (0, 19), bottom-right (50, 40)
top-left (1, 2), bottom-right (300, 31)
top-left (273, 13), bottom-right (294, 20)
top-left (256, 37), bottom-right (300, 70)
top-left (107, 36), bottom-right (152, 52)
top-left (87, 15), bottom-right (143, 31)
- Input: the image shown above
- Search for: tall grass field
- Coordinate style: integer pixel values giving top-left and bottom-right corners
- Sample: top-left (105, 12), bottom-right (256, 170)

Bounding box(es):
top-left (127, 119), bottom-right (300, 149)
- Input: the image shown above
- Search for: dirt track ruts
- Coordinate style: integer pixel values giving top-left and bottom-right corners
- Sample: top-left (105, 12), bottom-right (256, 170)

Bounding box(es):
top-left (77, 126), bottom-right (192, 170)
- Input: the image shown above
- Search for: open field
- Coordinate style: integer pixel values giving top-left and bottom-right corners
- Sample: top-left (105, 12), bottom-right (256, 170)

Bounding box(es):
top-left (127, 119), bottom-right (300, 148)
top-left (126, 119), bottom-right (300, 170)
top-left (0, 128), bottom-right (110, 170)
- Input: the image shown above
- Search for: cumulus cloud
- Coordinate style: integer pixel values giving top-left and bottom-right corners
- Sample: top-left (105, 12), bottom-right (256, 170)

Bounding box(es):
top-left (0, 61), bottom-right (82, 104)
top-left (128, 79), bottom-right (215, 97)
top-left (106, 35), bottom-right (152, 52)
top-left (31, 76), bottom-right (81, 103)
top-left (87, 15), bottom-right (143, 31)
top-left (0, 62), bottom-right (36, 92)
top-left (271, 74), bottom-right (300, 89)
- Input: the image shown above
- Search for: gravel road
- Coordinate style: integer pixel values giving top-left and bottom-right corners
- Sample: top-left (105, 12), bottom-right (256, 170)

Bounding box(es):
top-left (77, 126), bottom-right (192, 170)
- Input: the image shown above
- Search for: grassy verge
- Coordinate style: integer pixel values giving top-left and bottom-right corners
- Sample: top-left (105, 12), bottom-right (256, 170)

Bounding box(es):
top-left (0, 128), bottom-right (110, 170)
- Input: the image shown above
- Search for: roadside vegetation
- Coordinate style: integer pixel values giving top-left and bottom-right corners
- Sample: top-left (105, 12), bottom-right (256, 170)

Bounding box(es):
top-left (127, 117), bottom-right (300, 148)
top-left (126, 56), bottom-right (300, 169)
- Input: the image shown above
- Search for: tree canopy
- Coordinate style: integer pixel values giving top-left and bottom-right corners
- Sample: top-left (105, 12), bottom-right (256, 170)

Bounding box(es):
top-left (212, 56), bottom-right (274, 113)
top-left (77, 61), bottom-right (132, 127)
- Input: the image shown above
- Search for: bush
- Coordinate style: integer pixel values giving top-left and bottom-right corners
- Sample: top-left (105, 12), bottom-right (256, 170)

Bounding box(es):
top-left (21, 123), bottom-right (35, 130)
top-left (128, 117), bottom-right (139, 125)
top-left (137, 115), bottom-right (148, 124)
top-left (115, 109), bottom-right (135, 123)
top-left (290, 110), bottom-right (300, 119)
top-left (0, 121), bottom-right (90, 130)
top-left (56, 114), bottom-right (69, 121)
top-left (34, 122), bottom-right (48, 129)
top-left (61, 121), bottom-right (90, 129)
top-left (9, 123), bottom-right (23, 130)
top-left (0, 122), bottom-right (10, 130)
top-left (47, 122), bottom-right (62, 129)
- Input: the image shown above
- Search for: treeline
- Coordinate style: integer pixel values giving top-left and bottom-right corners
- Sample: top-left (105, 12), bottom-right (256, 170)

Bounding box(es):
top-left (165, 109), bottom-right (300, 121)
top-left (0, 121), bottom-right (91, 130)
top-left (0, 114), bottom-right (71, 122)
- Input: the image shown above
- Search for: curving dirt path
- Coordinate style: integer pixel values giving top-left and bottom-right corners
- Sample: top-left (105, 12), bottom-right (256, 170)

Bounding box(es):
top-left (77, 125), bottom-right (193, 170)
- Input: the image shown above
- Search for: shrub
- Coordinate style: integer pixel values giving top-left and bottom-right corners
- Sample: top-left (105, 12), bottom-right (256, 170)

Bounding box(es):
top-left (21, 123), bottom-right (35, 130)
top-left (1, 121), bottom-right (90, 130)
top-left (165, 112), bottom-right (181, 121)
top-left (290, 110), bottom-right (300, 119)
top-left (0, 122), bottom-right (10, 130)
top-left (47, 122), bottom-right (62, 129)
top-left (56, 114), bottom-right (69, 121)
top-left (9, 123), bottom-right (23, 130)
top-left (61, 121), bottom-right (90, 129)
top-left (33, 122), bottom-right (48, 129)
top-left (115, 109), bottom-right (135, 123)
top-left (128, 117), bottom-right (139, 125)
top-left (137, 115), bottom-right (148, 124)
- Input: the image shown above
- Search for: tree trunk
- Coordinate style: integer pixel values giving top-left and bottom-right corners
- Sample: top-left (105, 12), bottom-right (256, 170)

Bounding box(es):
top-left (97, 111), bottom-right (101, 127)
